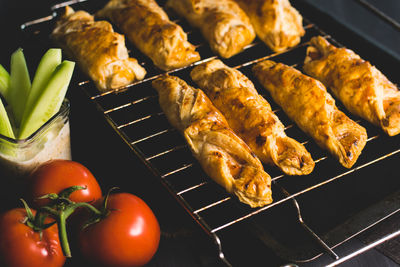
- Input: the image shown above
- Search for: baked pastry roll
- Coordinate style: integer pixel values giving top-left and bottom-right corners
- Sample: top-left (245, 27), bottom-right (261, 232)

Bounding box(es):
top-left (165, 0), bottom-right (256, 58)
top-left (303, 36), bottom-right (400, 136)
top-left (191, 59), bottom-right (314, 175)
top-left (235, 0), bottom-right (305, 52)
top-left (97, 0), bottom-right (200, 71)
top-left (152, 75), bottom-right (272, 207)
top-left (51, 6), bottom-right (146, 92)
top-left (253, 60), bottom-right (367, 168)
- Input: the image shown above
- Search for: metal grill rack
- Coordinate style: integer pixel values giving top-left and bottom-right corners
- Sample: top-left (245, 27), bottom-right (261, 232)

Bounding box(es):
top-left (21, 1), bottom-right (400, 266)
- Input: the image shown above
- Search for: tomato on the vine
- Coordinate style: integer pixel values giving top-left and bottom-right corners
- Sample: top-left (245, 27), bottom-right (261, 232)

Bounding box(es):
top-left (27, 159), bottom-right (102, 208)
top-left (79, 193), bottom-right (160, 267)
top-left (0, 208), bottom-right (66, 267)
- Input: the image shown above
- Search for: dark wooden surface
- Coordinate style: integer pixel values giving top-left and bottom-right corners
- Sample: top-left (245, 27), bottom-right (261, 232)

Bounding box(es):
top-left (0, 1), bottom-right (399, 266)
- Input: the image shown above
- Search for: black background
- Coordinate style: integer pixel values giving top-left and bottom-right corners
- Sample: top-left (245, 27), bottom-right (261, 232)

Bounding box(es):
top-left (0, 1), bottom-right (399, 267)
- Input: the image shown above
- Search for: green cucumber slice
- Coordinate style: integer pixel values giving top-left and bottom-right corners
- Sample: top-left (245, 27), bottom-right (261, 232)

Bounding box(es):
top-left (0, 64), bottom-right (10, 101)
top-left (18, 60), bottom-right (75, 139)
top-left (8, 48), bottom-right (31, 127)
top-left (22, 48), bottom-right (62, 131)
top-left (0, 97), bottom-right (14, 139)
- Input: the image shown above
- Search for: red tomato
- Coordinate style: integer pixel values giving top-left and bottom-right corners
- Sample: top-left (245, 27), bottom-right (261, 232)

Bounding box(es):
top-left (27, 159), bottom-right (102, 208)
top-left (79, 193), bottom-right (160, 267)
top-left (0, 208), bottom-right (66, 267)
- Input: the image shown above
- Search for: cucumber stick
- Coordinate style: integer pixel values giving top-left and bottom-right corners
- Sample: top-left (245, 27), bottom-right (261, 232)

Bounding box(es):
top-left (21, 48), bottom-right (62, 132)
top-left (18, 60), bottom-right (75, 139)
top-left (0, 64), bottom-right (10, 100)
top-left (8, 48), bottom-right (31, 127)
top-left (0, 98), bottom-right (14, 139)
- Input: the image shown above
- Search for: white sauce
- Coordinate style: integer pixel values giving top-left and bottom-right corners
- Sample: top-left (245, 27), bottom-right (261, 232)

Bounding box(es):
top-left (0, 120), bottom-right (71, 195)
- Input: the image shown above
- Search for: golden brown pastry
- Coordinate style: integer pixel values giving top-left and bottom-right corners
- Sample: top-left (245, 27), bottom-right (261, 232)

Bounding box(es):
top-left (152, 75), bottom-right (272, 207)
top-left (235, 0), bottom-right (305, 52)
top-left (165, 0), bottom-right (256, 58)
top-left (191, 59), bottom-right (314, 175)
top-left (303, 36), bottom-right (400, 136)
top-left (97, 0), bottom-right (200, 71)
top-left (51, 6), bottom-right (146, 92)
top-left (253, 60), bottom-right (367, 168)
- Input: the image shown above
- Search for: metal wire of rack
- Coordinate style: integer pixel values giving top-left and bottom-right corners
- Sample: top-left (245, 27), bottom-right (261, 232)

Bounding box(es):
top-left (20, 0), bottom-right (400, 266)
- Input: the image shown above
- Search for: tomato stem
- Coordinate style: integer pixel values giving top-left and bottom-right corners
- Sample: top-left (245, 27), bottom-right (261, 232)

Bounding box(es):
top-left (38, 206), bottom-right (59, 217)
top-left (71, 202), bottom-right (103, 216)
top-left (38, 199), bottom-right (104, 257)
top-left (20, 186), bottom-right (116, 259)
top-left (35, 192), bottom-right (105, 257)
top-left (20, 199), bottom-right (34, 221)
top-left (101, 187), bottom-right (119, 212)
top-left (33, 209), bottom-right (51, 231)
top-left (57, 211), bottom-right (71, 257)
top-left (59, 185), bottom-right (87, 199)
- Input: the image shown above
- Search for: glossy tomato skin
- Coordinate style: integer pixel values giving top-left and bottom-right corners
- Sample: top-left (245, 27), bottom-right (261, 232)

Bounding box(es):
top-left (79, 193), bottom-right (160, 267)
top-left (27, 159), bottom-right (102, 208)
top-left (0, 208), bottom-right (66, 267)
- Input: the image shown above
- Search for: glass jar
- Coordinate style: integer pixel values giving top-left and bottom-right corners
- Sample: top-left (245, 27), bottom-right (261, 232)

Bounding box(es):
top-left (0, 98), bottom-right (71, 196)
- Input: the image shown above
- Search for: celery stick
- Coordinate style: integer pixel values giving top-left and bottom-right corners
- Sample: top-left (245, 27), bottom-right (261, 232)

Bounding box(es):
top-left (21, 48), bottom-right (62, 131)
top-left (0, 64), bottom-right (10, 101)
top-left (8, 48), bottom-right (31, 128)
top-left (18, 60), bottom-right (75, 139)
top-left (0, 97), bottom-right (14, 139)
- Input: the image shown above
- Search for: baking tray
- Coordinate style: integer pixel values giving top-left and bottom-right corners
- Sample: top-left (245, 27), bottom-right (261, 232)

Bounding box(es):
top-left (20, 0), bottom-right (400, 265)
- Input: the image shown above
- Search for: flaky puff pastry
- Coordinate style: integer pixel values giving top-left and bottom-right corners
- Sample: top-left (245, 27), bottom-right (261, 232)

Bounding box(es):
top-left (253, 60), bottom-right (367, 168)
top-left (52, 6), bottom-right (146, 92)
top-left (97, 0), bottom-right (200, 71)
top-left (191, 59), bottom-right (314, 175)
top-left (235, 0), bottom-right (304, 52)
top-left (152, 75), bottom-right (272, 207)
top-left (303, 36), bottom-right (400, 136)
top-left (166, 0), bottom-right (255, 58)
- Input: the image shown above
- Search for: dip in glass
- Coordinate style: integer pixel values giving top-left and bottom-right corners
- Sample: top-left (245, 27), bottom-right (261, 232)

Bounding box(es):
top-left (0, 98), bottom-right (71, 198)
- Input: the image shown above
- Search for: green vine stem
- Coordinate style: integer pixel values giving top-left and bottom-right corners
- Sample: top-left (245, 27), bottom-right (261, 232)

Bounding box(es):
top-left (39, 199), bottom-right (103, 257)
top-left (21, 186), bottom-right (106, 258)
